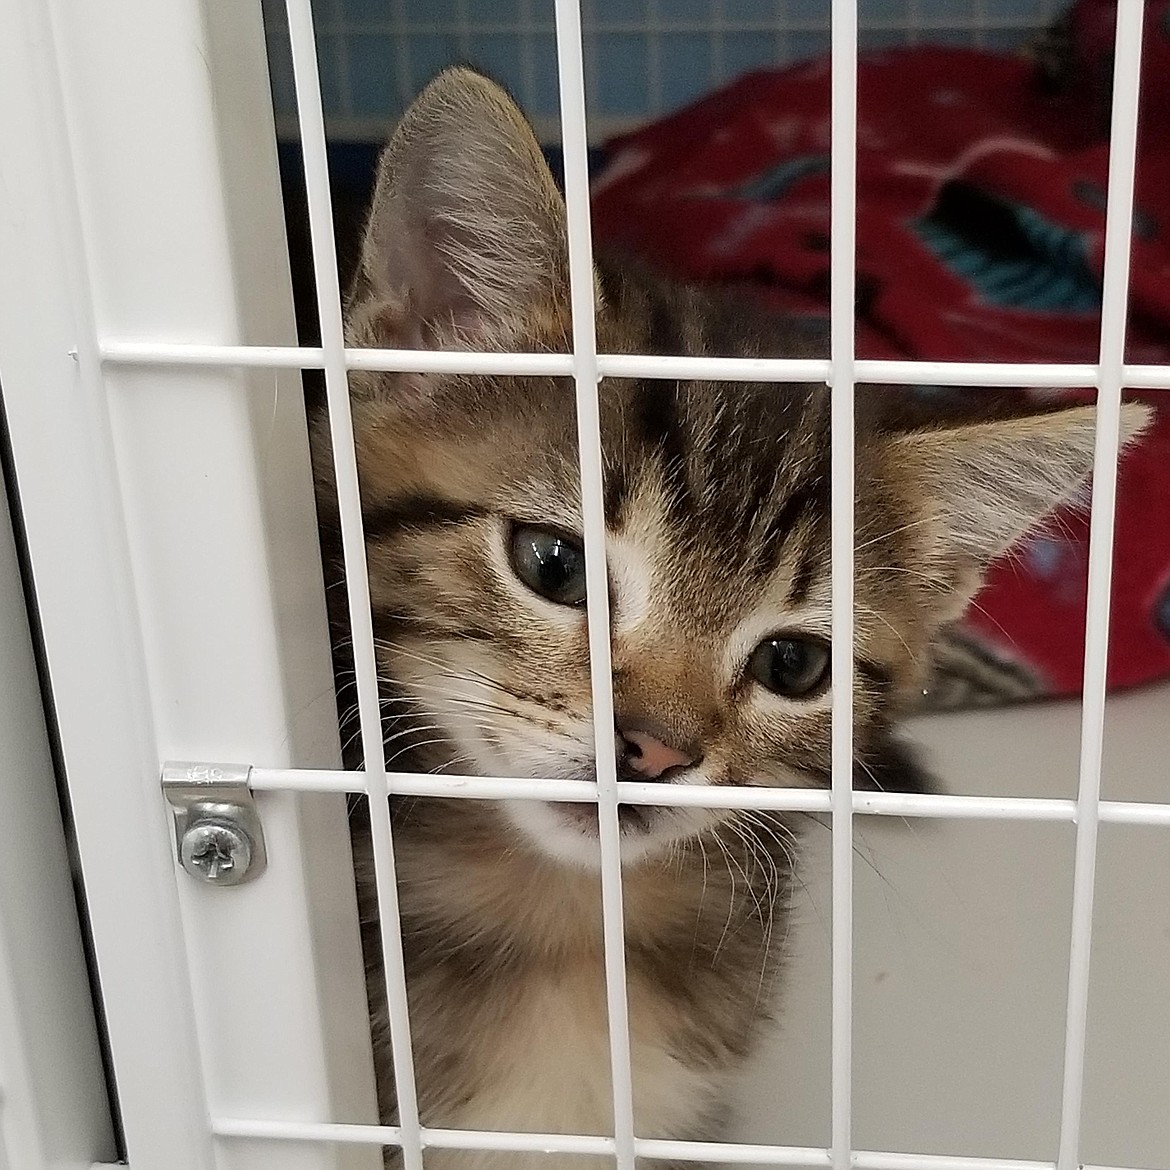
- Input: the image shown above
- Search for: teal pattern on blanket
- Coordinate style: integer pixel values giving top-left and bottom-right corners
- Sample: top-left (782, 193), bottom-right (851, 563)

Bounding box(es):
top-left (731, 155), bottom-right (831, 202)
top-left (913, 185), bottom-right (1101, 313)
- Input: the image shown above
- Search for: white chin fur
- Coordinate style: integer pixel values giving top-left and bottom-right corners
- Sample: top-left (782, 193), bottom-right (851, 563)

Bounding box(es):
top-left (502, 798), bottom-right (713, 869)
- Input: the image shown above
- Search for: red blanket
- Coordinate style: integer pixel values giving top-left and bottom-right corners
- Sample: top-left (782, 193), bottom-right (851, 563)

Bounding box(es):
top-left (591, 0), bottom-right (1170, 706)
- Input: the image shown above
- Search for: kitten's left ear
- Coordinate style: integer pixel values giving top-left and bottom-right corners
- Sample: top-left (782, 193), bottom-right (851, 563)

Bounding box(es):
top-left (348, 67), bottom-right (577, 351)
top-left (893, 400), bottom-right (1153, 582)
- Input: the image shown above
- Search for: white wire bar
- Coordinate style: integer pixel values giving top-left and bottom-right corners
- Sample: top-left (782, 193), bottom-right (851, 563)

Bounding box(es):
top-left (283, 0), bottom-right (425, 1165)
top-left (246, 767), bottom-right (1170, 826)
top-left (828, 2), bottom-right (859, 1169)
top-left (97, 340), bottom-right (1170, 390)
top-left (1056, 6), bottom-right (1146, 1170)
top-left (553, 0), bottom-right (637, 1166)
top-left (211, 1116), bottom-right (1162, 1170)
top-left (99, 340), bottom-right (1170, 391)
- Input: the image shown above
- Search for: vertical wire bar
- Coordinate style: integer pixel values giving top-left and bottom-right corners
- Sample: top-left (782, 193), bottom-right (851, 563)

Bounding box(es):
top-left (553, 1), bottom-right (637, 1166)
top-left (828, 2), bottom-right (858, 1169)
top-left (1055, 5), bottom-right (1145, 1170)
top-left (284, 2), bottom-right (425, 1166)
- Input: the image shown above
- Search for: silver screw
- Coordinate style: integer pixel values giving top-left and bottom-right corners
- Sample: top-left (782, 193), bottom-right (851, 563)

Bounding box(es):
top-left (179, 820), bottom-right (252, 886)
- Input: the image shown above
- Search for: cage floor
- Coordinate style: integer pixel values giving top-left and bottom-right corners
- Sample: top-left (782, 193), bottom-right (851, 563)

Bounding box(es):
top-left (733, 679), bottom-right (1170, 1170)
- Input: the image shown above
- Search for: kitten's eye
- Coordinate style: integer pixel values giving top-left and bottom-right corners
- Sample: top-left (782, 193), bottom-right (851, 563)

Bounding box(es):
top-left (749, 636), bottom-right (831, 699)
top-left (509, 524), bottom-right (587, 607)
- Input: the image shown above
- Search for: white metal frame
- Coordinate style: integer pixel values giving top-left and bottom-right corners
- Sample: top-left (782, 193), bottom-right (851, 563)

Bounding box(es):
top-left (0, 439), bottom-right (115, 1168)
top-left (1, 0), bottom-right (1165, 1166)
top-left (0, 0), bottom-right (378, 1167)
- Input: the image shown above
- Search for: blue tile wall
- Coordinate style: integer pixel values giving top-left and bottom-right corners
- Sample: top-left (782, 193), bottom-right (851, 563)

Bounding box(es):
top-left (347, 34), bottom-right (400, 116)
top-left (466, 0), bottom-right (522, 26)
top-left (659, 32), bottom-right (714, 110)
top-left (591, 33), bottom-right (651, 116)
top-left (263, 0), bottom-right (1066, 139)
top-left (401, 0), bottom-right (459, 24)
top-left (721, 29), bottom-right (784, 80)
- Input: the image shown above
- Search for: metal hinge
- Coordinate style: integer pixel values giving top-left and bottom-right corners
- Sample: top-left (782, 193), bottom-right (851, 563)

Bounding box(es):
top-left (162, 761), bottom-right (266, 887)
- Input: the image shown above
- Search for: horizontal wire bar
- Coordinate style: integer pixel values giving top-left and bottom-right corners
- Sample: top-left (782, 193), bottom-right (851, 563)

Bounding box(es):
top-left (618, 780), bottom-right (832, 811)
top-left (215, 1118), bottom-right (401, 1145)
top-left (853, 360), bottom-right (1099, 387)
top-left (96, 341), bottom-right (1170, 389)
top-left (1120, 364), bottom-right (1170, 389)
top-left (246, 768), bottom-right (1170, 824)
top-left (248, 767), bottom-right (600, 801)
top-left (213, 1117), bottom-right (614, 1154)
top-left (1097, 800), bottom-right (1170, 826)
top-left (98, 342), bottom-right (328, 368)
top-left (209, 1120), bottom-right (1156, 1170)
top-left (852, 792), bottom-right (1075, 821)
top-left (97, 340), bottom-right (572, 375)
top-left (599, 353), bottom-right (829, 382)
top-left (637, 1138), bottom-right (829, 1165)
top-left (855, 1156), bottom-right (1054, 1170)
top-left (426, 1129), bottom-right (611, 1155)
top-left (347, 347), bottom-right (570, 375)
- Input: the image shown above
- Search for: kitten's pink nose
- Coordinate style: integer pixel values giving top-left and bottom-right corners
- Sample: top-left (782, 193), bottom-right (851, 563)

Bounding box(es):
top-left (620, 726), bottom-right (695, 780)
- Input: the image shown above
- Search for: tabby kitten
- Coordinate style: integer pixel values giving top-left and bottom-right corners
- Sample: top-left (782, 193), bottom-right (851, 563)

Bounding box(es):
top-left (317, 68), bottom-right (1147, 1169)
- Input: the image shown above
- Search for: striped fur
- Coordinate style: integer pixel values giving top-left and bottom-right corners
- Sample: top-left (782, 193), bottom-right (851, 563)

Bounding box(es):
top-left (313, 68), bottom-right (1149, 1169)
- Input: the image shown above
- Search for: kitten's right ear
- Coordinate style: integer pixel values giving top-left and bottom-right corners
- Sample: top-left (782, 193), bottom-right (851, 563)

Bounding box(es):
top-left (347, 67), bottom-right (572, 351)
top-left (891, 400), bottom-right (1153, 611)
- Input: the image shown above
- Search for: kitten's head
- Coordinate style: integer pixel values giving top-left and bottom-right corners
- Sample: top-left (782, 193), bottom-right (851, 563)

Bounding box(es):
top-left (329, 68), bottom-right (1149, 868)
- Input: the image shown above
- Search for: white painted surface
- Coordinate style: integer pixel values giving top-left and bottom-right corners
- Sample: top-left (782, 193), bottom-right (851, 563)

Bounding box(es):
top-left (0, 0), bottom-right (379, 1164)
top-left (0, 459), bottom-right (115, 1169)
top-left (737, 681), bottom-right (1170, 1170)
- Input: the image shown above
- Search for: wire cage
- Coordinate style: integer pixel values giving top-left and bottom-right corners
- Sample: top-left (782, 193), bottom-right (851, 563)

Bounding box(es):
top-left (0, 1), bottom-right (1167, 1169)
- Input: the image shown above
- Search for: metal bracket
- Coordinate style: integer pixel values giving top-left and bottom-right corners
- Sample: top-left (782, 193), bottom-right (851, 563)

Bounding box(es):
top-left (162, 761), bottom-right (266, 886)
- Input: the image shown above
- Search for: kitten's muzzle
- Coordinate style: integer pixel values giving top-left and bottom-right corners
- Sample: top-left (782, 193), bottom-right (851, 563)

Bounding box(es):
top-left (616, 717), bottom-right (699, 782)
top-left (559, 803), bottom-right (653, 834)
